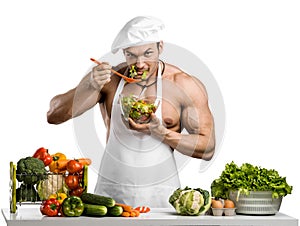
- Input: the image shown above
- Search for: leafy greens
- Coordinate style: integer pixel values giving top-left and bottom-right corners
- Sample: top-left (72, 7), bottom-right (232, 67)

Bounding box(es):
top-left (211, 161), bottom-right (293, 199)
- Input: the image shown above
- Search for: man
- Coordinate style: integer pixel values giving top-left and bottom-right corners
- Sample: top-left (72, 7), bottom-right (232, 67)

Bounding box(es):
top-left (47, 16), bottom-right (215, 207)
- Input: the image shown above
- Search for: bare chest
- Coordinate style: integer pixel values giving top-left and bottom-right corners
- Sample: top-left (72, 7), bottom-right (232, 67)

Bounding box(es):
top-left (103, 82), bottom-right (181, 131)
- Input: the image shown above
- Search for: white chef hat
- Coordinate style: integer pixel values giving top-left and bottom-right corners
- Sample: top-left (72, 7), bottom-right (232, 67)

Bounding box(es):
top-left (111, 16), bottom-right (165, 54)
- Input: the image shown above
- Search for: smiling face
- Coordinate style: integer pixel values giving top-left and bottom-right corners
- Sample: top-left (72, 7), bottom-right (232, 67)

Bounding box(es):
top-left (123, 41), bottom-right (163, 80)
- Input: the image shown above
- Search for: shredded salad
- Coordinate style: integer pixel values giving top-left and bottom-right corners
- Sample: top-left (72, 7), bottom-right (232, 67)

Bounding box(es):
top-left (121, 95), bottom-right (157, 123)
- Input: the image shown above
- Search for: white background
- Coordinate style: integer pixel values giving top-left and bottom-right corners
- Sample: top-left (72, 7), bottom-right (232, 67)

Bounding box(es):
top-left (0, 0), bottom-right (299, 224)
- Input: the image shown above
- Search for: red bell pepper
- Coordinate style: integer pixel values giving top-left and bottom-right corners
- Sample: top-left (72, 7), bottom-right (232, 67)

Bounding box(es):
top-left (33, 147), bottom-right (52, 166)
top-left (40, 198), bottom-right (61, 217)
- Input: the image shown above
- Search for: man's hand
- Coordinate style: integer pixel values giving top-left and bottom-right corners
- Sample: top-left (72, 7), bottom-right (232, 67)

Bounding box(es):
top-left (128, 114), bottom-right (169, 139)
top-left (90, 62), bottom-right (112, 91)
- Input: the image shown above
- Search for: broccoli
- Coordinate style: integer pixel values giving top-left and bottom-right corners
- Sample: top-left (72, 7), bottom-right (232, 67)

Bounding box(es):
top-left (16, 157), bottom-right (47, 184)
top-left (16, 183), bottom-right (40, 202)
top-left (169, 186), bottom-right (212, 216)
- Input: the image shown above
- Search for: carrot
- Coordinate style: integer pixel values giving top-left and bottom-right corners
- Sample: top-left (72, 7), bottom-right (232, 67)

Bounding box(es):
top-left (130, 211), bottom-right (136, 217)
top-left (116, 203), bottom-right (133, 212)
top-left (77, 158), bottom-right (92, 166)
top-left (121, 211), bottom-right (130, 217)
top-left (131, 209), bottom-right (140, 217)
top-left (121, 210), bottom-right (139, 217)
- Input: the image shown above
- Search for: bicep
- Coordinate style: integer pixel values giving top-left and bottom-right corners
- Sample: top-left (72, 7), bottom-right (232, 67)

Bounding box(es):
top-left (182, 101), bottom-right (213, 136)
top-left (180, 78), bottom-right (214, 135)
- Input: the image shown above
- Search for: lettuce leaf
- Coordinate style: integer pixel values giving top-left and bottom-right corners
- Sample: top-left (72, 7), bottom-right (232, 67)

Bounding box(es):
top-left (211, 161), bottom-right (293, 199)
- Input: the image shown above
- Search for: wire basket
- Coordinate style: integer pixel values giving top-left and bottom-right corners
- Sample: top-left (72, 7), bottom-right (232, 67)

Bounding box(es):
top-left (9, 161), bottom-right (88, 213)
top-left (229, 190), bottom-right (282, 215)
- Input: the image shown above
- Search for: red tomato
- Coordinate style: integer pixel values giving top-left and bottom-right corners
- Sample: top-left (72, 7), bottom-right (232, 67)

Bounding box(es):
top-left (65, 175), bottom-right (79, 190)
top-left (69, 186), bottom-right (84, 197)
top-left (67, 160), bottom-right (83, 174)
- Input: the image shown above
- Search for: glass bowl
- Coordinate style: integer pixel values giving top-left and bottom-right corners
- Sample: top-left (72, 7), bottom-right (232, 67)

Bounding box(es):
top-left (119, 94), bottom-right (160, 124)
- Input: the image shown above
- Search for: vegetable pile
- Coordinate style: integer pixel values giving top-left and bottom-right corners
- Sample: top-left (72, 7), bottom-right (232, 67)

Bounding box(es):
top-left (80, 193), bottom-right (149, 217)
top-left (14, 147), bottom-right (91, 203)
top-left (169, 187), bottom-right (211, 216)
top-left (13, 146), bottom-right (152, 218)
top-left (211, 161), bottom-right (293, 199)
top-left (38, 190), bottom-right (151, 218)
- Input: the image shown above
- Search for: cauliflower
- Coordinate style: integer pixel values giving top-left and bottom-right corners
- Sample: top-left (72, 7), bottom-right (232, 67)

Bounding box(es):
top-left (16, 157), bottom-right (47, 184)
top-left (169, 187), bottom-right (212, 216)
top-left (37, 174), bottom-right (68, 200)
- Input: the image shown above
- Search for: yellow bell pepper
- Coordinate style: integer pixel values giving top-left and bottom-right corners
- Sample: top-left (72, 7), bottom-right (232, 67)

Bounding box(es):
top-left (49, 152), bottom-right (67, 173)
top-left (48, 192), bottom-right (68, 204)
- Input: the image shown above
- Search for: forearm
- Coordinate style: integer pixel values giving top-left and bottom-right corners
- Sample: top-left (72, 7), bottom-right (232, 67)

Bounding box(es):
top-left (151, 125), bottom-right (215, 160)
top-left (47, 72), bottom-right (101, 124)
top-left (72, 72), bottom-right (102, 117)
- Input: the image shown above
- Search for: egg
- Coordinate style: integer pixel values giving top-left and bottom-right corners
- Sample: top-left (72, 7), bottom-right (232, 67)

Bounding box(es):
top-left (211, 199), bottom-right (223, 208)
top-left (224, 199), bottom-right (235, 208)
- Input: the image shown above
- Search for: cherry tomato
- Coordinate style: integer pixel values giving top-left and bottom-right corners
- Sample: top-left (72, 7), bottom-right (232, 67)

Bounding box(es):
top-left (67, 160), bottom-right (83, 174)
top-left (65, 175), bottom-right (79, 190)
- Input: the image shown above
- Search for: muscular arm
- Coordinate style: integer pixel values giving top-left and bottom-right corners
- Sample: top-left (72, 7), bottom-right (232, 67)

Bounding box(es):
top-left (163, 76), bottom-right (215, 160)
top-left (132, 74), bottom-right (215, 160)
top-left (173, 76), bottom-right (214, 160)
top-left (47, 62), bottom-right (127, 124)
top-left (47, 72), bottom-right (102, 124)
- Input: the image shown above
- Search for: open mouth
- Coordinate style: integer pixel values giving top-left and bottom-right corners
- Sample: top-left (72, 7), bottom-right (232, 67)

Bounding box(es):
top-left (129, 65), bottom-right (148, 79)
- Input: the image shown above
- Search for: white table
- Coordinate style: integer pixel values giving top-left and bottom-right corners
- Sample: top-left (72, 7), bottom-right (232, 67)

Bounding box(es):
top-left (2, 207), bottom-right (298, 226)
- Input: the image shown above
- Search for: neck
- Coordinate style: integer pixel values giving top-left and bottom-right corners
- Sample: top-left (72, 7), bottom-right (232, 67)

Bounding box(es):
top-left (138, 61), bottom-right (161, 86)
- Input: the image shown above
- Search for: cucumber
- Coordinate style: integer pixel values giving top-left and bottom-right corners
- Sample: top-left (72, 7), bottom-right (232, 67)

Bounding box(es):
top-left (81, 193), bottom-right (115, 207)
top-left (83, 203), bottom-right (107, 216)
top-left (108, 205), bottom-right (123, 216)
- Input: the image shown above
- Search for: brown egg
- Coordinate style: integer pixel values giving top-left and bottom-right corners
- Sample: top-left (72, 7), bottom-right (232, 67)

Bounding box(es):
top-left (224, 199), bottom-right (235, 208)
top-left (211, 199), bottom-right (223, 208)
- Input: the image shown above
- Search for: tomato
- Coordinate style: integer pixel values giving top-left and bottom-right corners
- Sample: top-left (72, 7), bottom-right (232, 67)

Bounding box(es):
top-left (67, 160), bottom-right (83, 174)
top-left (69, 186), bottom-right (84, 197)
top-left (65, 175), bottom-right (79, 190)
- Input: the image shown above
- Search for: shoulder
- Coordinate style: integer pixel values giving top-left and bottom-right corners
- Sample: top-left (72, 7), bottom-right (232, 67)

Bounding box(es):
top-left (163, 62), bottom-right (208, 99)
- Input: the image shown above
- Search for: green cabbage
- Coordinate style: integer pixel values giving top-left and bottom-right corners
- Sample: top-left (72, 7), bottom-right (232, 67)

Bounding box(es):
top-left (169, 187), bottom-right (211, 216)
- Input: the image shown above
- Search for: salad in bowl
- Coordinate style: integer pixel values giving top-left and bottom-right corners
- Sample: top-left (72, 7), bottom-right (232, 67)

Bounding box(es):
top-left (120, 94), bottom-right (159, 124)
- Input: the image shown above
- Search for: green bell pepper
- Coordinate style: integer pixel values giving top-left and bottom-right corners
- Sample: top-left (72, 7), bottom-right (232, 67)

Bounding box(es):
top-left (62, 196), bottom-right (84, 217)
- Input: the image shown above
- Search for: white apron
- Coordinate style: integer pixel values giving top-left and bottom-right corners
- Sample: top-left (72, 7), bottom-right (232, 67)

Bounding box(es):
top-left (94, 63), bottom-right (181, 207)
